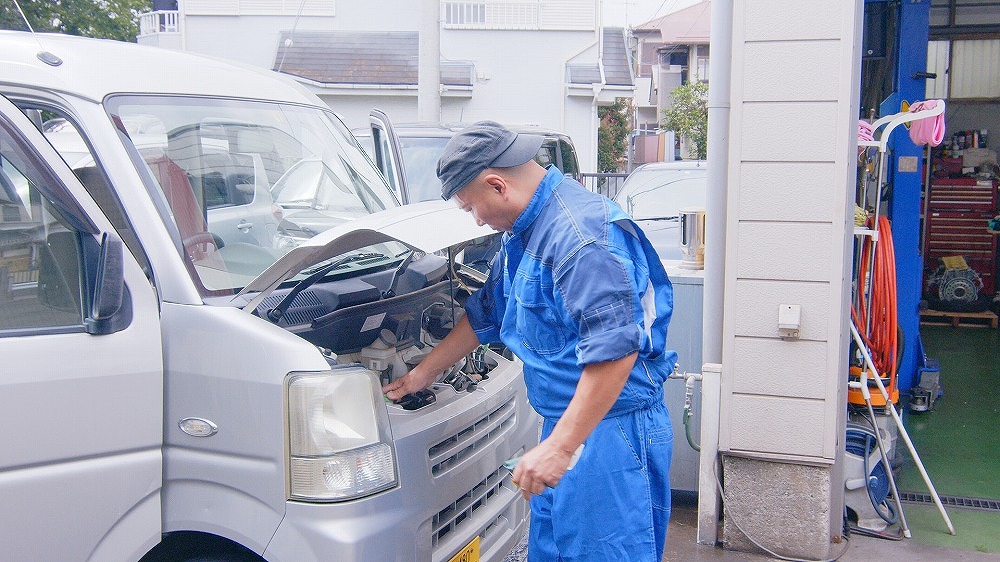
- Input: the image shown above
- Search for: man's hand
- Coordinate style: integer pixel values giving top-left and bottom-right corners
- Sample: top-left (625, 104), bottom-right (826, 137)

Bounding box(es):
top-left (382, 367), bottom-right (436, 401)
top-left (510, 353), bottom-right (638, 501)
top-left (510, 439), bottom-right (577, 500)
top-left (381, 315), bottom-right (482, 401)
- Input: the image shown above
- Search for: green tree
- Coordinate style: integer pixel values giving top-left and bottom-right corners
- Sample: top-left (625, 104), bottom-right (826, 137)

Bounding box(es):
top-left (0, 0), bottom-right (151, 42)
top-left (661, 81), bottom-right (709, 160)
top-left (598, 98), bottom-right (631, 173)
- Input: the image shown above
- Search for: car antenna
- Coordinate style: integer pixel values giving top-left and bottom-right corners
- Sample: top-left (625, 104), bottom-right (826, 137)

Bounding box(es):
top-left (276, 0), bottom-right (308, 72)
top-left (10, 0), bottom-right (63, 66)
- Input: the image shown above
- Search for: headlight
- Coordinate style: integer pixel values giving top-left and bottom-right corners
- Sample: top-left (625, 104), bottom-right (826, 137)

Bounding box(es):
top-left (287, 368), bottom-right (396, 501)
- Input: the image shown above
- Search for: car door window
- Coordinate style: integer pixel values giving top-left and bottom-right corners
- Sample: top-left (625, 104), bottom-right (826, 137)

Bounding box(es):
top-left (534, 142), bottom-right (557, 169)
top-left (0, 128), bottom-right (87, 332)
top-left (558, 139), bottom-right (580, 176)
top-left (371, 126), bottom-right (402, 196)
top-left (14, 105), bottom-right (152, 278)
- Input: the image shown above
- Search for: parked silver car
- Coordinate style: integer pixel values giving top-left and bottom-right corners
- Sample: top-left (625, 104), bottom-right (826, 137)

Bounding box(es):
top-left (612, 161), bottom-right (708, 260)
top-left (353, 110), bottom-right (581, 205)
top-left (353, 111), bottom-right (581, 271)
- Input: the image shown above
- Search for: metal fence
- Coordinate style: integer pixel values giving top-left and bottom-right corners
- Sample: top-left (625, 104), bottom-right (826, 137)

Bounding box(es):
top-left (579, 173), bottom-right (629, 200)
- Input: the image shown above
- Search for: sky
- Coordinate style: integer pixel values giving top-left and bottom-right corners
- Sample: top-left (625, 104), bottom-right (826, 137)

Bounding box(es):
top-left (601, 0), bottom-right (703, 28)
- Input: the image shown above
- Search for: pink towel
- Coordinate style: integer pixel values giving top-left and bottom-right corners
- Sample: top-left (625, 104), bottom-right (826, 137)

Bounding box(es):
top-left (908, 100), bottom-right (945, 147)
top-left (858, 120), bottom-right (874, 143)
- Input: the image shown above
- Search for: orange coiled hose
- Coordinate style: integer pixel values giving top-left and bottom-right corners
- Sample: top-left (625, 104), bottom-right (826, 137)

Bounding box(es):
top-left (852, 215), bottom-right (898, 381)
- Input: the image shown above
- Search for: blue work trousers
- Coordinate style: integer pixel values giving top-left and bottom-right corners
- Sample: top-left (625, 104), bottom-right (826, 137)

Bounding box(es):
top-left (528, 402), bottom-right (673, 561)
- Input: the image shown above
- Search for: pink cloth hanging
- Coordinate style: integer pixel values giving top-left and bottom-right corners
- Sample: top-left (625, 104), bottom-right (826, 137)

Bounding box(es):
top-left (908, 99), bottom-right (945, 147)
top-left (858, 120), bottom-right (874, 143)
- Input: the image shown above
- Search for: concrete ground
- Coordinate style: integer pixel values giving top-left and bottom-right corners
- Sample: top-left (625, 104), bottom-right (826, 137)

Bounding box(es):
top-left (504, 495), bottom-right (1000, 561)
top-left (664, 496), bottom-right (1000, 561)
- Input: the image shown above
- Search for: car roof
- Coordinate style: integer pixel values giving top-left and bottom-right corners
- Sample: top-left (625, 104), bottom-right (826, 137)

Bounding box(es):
top-left (0, 31), bottom-right (321, 105)
top-left (631, 160), bottom-right (708, 173)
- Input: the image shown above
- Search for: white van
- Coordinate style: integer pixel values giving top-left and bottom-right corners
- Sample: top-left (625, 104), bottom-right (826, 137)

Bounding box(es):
top-left (0, 31), bottom-right (536, 562)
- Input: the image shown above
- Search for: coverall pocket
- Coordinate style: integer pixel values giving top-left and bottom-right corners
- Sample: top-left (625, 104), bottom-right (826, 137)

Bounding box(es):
top-left (514, 286), bottom-right (566, 355)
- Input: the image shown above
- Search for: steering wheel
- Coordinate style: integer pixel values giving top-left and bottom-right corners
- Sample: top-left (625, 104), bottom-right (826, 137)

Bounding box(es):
top-left (183, 232), bottom-right (219, 259)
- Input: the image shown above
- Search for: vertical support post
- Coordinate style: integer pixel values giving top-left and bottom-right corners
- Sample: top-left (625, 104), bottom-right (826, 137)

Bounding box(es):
top-left (697, 363), bottom-right (722, 545)
top-left (882, 0), bottom-right (931, 391)
top-left (418, 0), bottom-right (441, 122)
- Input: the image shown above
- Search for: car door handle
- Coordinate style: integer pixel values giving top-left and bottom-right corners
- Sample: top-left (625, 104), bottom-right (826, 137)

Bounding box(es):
top-left (237, 220), bottom-right (253, 231)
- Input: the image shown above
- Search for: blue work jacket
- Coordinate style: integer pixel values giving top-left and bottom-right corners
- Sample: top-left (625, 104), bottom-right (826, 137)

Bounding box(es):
top-left (464, 167), bottom-right (677, 420)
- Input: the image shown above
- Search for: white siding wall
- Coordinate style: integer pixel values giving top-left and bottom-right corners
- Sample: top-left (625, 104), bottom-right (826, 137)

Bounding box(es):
top-left (185, 0), bottom-right (335, 16)
top-left (718, 0), bottom-right (859, 462)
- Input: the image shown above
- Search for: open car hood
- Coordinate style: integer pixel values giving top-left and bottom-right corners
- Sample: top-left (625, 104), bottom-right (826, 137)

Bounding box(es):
top-left (235, 200), bottom-right (494, 307)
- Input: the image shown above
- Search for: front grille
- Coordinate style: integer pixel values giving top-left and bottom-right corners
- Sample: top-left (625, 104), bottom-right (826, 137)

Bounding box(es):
top-left (899, 491), bottom-right (1000, 512)
top-left (428, 398), bottom-right (515, 476)
top-left (431, 467), bottom-right (508, 547)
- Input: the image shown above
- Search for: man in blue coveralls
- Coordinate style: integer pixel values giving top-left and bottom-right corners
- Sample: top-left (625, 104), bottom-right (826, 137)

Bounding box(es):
top-left (383, 121), bottom-right (677, 561)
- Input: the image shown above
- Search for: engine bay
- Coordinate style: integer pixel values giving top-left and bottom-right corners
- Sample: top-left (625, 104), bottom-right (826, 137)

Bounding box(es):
top-left (247, 251), bottom-right (501, 409)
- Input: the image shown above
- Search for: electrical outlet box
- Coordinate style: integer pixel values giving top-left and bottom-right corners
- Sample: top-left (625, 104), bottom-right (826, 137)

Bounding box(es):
top-left (778, 304), bottom-right (801, 339)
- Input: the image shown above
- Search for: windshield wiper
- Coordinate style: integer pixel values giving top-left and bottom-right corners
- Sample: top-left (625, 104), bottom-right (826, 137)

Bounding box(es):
top-left (267, 252), bottom-right (387, 324)
top-left (300, 252), bottom-right (387, 276)
top-left (637, 215), bottom-right (680, 222)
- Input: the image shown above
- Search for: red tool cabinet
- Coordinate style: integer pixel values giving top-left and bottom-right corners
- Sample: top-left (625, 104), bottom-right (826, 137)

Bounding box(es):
top-left (924, 206), bottom-right (997, 295)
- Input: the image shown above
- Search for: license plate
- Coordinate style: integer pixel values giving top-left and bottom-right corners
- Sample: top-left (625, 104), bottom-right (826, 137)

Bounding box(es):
top-left (448, 536), bottom-right (480, 562)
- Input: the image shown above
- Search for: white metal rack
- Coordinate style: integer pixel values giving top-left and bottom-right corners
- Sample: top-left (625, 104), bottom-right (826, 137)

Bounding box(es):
top-left (852, 99), bottom-right (955, 537)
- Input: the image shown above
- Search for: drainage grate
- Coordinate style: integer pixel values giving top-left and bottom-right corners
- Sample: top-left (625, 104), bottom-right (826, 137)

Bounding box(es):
top-left (899, 491), bottom-right (1000, 512)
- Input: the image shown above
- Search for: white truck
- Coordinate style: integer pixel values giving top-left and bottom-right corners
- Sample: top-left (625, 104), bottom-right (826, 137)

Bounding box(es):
top-left (0, 31), bottom-right (536, 562)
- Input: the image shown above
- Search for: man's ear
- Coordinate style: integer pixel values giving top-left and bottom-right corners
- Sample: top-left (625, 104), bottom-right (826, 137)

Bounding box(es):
top-left (483, 173), bottom-right (507, 197)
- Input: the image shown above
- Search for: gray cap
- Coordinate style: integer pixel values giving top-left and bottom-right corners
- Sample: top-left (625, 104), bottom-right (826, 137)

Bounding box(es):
top-left (437, 121), bottom-right (545, 200)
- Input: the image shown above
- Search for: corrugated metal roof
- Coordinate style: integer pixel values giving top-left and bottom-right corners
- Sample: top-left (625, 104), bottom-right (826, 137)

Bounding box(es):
top-left (273, 31), bottom-right (472, 86)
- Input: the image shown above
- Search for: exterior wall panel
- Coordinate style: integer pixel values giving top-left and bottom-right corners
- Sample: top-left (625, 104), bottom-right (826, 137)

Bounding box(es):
top-left (731, 338), bottom-right (828, 400)
top-left (744, 0), bottom-right (844, 41)
top-left (743, 41), bottom-right (841, 102)
top-left (738, 162), bottom-right (837, 222)
top-left (732, 280), bottom-right (830, 341)
top-left (727, 394), bottom-right (827, 458)
top-left (740, 102), bottom-right (839, 162)
top-left (735, 223), bottom-right (833, 282)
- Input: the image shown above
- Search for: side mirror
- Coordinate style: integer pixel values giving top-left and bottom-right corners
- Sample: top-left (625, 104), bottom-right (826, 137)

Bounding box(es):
top-left (86, 232), bottom-right (129, 335)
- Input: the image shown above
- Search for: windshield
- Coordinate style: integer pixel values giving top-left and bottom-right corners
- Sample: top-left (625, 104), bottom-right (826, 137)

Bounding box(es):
top-left (104, 95), bottom-right (402, 295)
top-left (614, 167), bottom-right (708, 220)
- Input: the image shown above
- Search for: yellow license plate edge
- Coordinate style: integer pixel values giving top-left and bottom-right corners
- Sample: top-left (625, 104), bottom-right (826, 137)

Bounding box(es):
top-left (447, 535), bottom-right (480, 562)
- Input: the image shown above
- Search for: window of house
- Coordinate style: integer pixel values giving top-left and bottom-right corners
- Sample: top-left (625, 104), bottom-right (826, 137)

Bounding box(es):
top-left (444, 2), bottom-right (486, 26)
top-left (442, 0), bottom-right (592, 30)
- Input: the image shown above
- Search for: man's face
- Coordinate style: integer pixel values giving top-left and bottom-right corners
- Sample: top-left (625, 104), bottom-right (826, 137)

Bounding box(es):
top-left (452, 176), bottom-right (514, 232)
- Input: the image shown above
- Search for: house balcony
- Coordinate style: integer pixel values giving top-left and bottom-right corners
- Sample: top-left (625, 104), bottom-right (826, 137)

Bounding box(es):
top-left (136, 10), bottom-right (182, 49)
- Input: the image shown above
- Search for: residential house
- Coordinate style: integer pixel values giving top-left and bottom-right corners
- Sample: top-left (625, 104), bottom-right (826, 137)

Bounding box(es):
top-left (630, 0), bottom-right (711, 163)
top-left (136, 0), bottom-right (636, 173)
